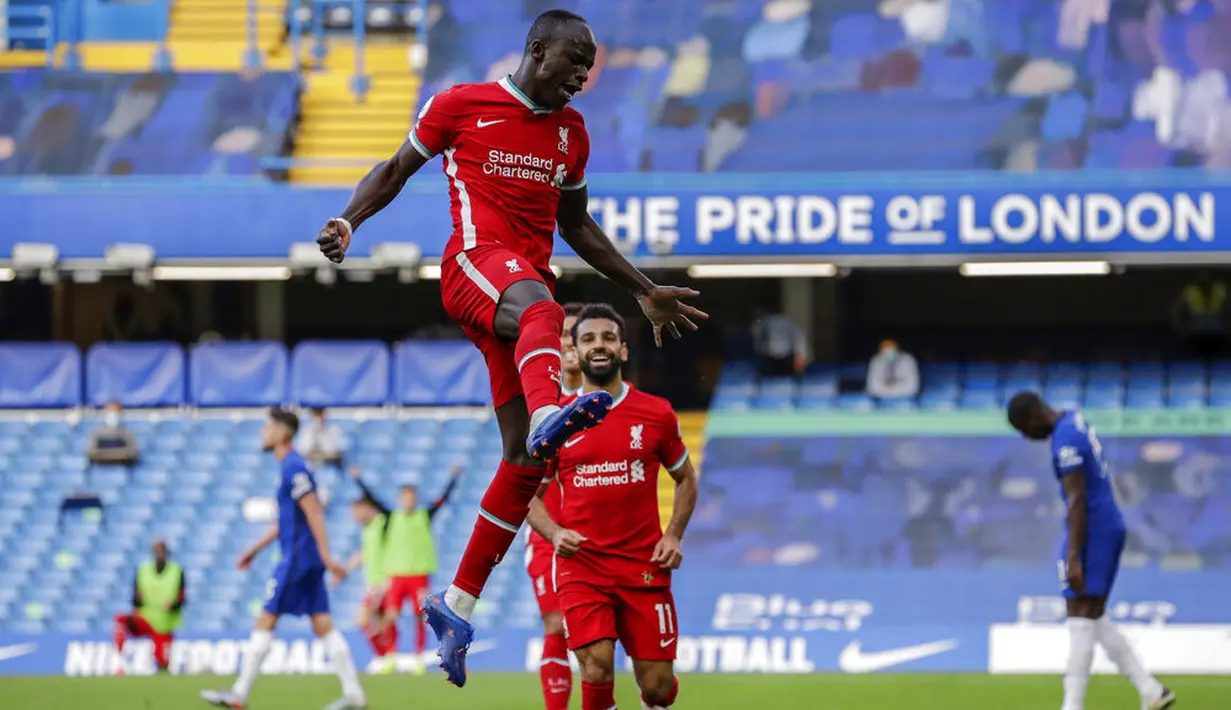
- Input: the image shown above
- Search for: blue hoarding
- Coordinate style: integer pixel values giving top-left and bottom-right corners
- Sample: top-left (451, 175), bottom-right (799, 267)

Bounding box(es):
top-left (4, 171), bottom-right (1229, 261)
top-left (1, 568), bottom-right (1227, 675)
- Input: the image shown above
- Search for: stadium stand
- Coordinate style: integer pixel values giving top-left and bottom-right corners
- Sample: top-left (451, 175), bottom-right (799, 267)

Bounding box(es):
top-left (420, 0), bottom-right (1231, 172)
top-left (0, 340), bottom-right (1225, 636)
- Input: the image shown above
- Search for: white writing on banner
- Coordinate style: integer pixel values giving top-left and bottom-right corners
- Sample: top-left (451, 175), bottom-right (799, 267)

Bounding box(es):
top-left (988, 624), bottom-right (1231, 674)
top-left (1016, 596), bottom-right (1177, 625)
top-left (64, 638), bottom-right (332, 676)
top-left (586, 192), bottom-right (1215, 251)
top-left (525, 635), bottom-right (814, 674)
top-left (713, 593), bottom-right (872, 632)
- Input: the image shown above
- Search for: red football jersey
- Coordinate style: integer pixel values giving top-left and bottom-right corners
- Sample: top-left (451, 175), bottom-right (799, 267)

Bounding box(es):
top-left (526, 479), bottom-right (562, 561)
top-left (409, 76), bottom-right (590, 276)
top-left (548, 384), bottom-right (689, 589)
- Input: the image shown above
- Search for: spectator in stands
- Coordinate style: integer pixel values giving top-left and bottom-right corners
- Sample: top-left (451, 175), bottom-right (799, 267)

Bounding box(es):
top-left (1172, 270), bottom-right (1229, 356)
top-left (751, 307), bottom-right (807, 377)
top-left (88, 401), bottom-right (140, 466)
top-left (866, 339), bottom-right (921, 400)
top-left (113, 539), bottom-right (185, 673)
top-left (299, 408), bottom-right (345, 467)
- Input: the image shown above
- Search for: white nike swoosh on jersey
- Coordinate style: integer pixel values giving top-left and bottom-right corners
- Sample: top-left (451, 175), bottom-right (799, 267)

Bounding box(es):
top-left (659, 638), bottom-right (676, 648)
top-left (0, 643), bottom-right (37, 663)
top-left (476, 118), bottom-right (506, 128)
top-left (837, 639), bottom-right (958, 674)
top-left (563, 435), bottom-right (585, 448)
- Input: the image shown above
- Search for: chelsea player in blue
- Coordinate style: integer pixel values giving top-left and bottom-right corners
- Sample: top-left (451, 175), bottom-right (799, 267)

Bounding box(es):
top-left (1008, 393), bottom-right (1175, 710)
top-left (202, 408), bottom-right (366, 710)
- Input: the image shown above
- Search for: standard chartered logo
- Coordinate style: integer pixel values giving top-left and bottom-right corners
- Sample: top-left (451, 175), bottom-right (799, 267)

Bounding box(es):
top-left (483, 148), bottom-right (557, 184)
top-left (573, 460), bottom-right (648, 487)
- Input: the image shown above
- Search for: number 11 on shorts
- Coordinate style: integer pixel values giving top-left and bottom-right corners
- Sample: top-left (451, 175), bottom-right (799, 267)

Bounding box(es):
top-left (655, 602), bottom-right (675, 635)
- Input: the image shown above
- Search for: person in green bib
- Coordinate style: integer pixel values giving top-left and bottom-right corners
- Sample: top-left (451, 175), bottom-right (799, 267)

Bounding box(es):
top-left (350, 463), bottom-right (461, 674)
top-left (347, 468), bottom-right (400, 673)
top-left (112, 539), bottom-right (185, 673)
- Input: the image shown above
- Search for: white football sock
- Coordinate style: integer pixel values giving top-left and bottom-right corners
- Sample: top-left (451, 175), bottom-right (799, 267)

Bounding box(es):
top-left (1095, 616), bottom-right (1163, 701)
top-left (323, 629), bottom-right (365, 702)
top-left (232, 629), bottom-right (273, 699)
top-left (1062, 617), bottom-right (1096, 710)
top-left (529, 405), bottom-right (562, 435)
top-left (444, 584), bottom-right (478, 623)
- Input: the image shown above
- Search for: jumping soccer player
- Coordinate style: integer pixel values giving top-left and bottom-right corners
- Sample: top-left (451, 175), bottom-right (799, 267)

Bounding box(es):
top-left (1007, 393), bottom-right (1175, 710)
top-left (527, 304), bottom-right (698, 710)
top-left (316, 9), bottom-right (705, 686)
top-left (523, 300), bottom-right (587, 709)
top-left (201, 409), bottom-right (365, 710)
top-left (113, 539), bottom-right (184, 674)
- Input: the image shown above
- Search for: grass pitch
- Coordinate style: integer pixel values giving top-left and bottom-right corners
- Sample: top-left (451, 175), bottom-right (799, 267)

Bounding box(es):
top-left (0, 673), bottom-right (1227, 710)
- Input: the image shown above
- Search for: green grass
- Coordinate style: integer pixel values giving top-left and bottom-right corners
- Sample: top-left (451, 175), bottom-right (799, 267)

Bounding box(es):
top-left (0, 673), bottom-right (1228, 710)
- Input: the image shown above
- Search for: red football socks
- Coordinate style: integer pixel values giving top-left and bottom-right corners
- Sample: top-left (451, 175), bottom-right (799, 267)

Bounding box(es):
top-left (642, 675), bottom-right (680, 707)
top-left (414, 614), bottom-right (427, 654)
top-left (365, 620), bottom-right (399, 657)
top-left (539, 633), bottom-right (572, 710)
top-left (452, 460), bottom-right (545, 597)
top-left (515, 300), bottom-right (565, 415)
top-left (581, 680), bottom-right (616, 710)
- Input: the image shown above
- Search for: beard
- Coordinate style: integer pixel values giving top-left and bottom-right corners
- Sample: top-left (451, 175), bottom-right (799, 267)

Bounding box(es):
top-left (580, 351), bottom-right (622, 386)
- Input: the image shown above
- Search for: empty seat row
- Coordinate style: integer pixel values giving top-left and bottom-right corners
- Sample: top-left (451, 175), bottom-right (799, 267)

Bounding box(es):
top-left (0, 340), bottom-right (490, 408)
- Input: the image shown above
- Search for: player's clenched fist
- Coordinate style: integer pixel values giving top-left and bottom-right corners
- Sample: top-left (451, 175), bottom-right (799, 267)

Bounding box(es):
top-left (317, 217), bottom-right (353, 263)
top-left (552, 528), bottom-right (587, 558)
top-left (651, 533), bottom-right (683, 569)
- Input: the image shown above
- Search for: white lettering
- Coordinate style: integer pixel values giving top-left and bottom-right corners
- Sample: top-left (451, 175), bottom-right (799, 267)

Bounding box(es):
top-left (1039, 194), bottom-right (1081, 243)
top-left (1125, 192), bottom-right (1172, 243)
top-left (1175, 192), bottom-right (1214, 241)
top-left (773, 196), bottom-right (796, 243)
top-left (695, 196), bottom-right (735, 245)
top-left (1084, 193), bottom-right (1122, 242)
top-left (713, 593), bottom-right (873, 632)
top-left (991, 194), bottom-right (1038, 244)
top-left (839, 195), bottom-right (874, 244)
top-left (736, 196), bottom-right (775, 244)
top-left (797, 196), bottom-right (836, 244)
top-left (958, 195), bottom-right (992, 243)
top-left (601, 197), bottom-right (642, 243)
top-left (644, 196), bottom-right (680, 253)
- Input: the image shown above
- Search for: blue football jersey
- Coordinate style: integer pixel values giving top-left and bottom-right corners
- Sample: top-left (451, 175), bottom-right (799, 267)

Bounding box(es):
top-left (276, 450), bottom-right (324, 572)
top-left (1050, 410), bottom-right (1126, 536)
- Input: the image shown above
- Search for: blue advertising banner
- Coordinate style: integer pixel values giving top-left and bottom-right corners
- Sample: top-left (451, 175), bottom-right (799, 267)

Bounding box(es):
top-left (1, 568), bottom-right (1226, 675)
top-left (3, 171), bottom-right (1229, 261)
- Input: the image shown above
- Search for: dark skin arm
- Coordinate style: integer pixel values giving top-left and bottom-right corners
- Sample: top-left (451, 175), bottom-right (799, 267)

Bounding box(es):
top-left (317, 141), bottom-right (429, 262)
top-left (1062, 472), bottom-right (1087, 595)
top-left (556, 188), bottom-right (708, 346)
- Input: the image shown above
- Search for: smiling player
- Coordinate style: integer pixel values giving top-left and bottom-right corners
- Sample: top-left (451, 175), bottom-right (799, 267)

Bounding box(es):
top-left (527, 304), bottom-right (698, 710)
top-left (315, 9), bottom-right (706, 687)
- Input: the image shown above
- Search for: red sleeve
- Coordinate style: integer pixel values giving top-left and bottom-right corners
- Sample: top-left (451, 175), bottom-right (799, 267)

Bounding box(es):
top-left (542, 459), bottom-right (559, 485)
top-left (560, 117), bottom-right (589, 192)
top-left (408, 88), bottom-right (462, 159)
top-left (657, 404), bottom-right (688, 473)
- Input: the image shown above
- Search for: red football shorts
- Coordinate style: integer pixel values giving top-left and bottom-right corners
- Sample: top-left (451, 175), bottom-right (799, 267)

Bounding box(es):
top-left (557, 579), bottom-right (678, 661)
top-left (525, 540), bottom-right (560, 617)
top-left (440, 245), bottom-right (556, 409)
top-left (383, 575), bottom-right (430, 615)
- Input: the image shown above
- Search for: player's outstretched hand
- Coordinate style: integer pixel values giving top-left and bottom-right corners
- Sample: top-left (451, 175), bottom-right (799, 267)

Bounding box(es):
top-left (552, 528), bottom-right (587, 558)
top-left (638, 286), bottom-right (709, 347)
top-left (236, 550), bottom-right (256, 571)
top-left (651, 534), bottom-right (684, 569)
top-left (317, 218), bottom-right (352, 264)
top-left (1065, 555), bottom-right (1084, 595)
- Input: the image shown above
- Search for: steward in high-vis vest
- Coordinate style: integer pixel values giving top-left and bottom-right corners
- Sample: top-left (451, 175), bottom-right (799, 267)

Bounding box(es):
top-left (350, 463), bottom-right (460, 674)
top-left (112, 539), bottom-right (185, 673)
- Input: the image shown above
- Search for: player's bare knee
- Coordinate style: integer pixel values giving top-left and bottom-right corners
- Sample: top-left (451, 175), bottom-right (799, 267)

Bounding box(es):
top-left (493, 280), bottom-right (555, 340)
top-left (577, 643), bottom-right (616, 684)
top-left (634, 661), bottom-right (675, 701)
top-left (311, 614), bottom-right (334, 637)
top-left (542, 611), bottom-right (565, 636)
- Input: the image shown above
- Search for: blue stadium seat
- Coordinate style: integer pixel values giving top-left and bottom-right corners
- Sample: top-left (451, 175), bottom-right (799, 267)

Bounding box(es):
top-left (290, 341), bottom-right (390, 406)
top-left (190, 342), bottom-right (288, 407)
